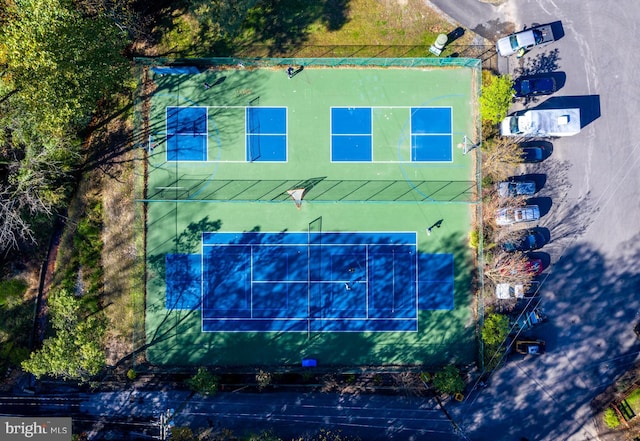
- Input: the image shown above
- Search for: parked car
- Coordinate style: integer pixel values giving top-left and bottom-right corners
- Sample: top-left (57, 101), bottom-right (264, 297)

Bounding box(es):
top-left (520, 145), bottom-right (546, 163)
top-left (510, 307), bottom-right (547, 333)
top-left (501, 230), bottom-right (546, 252)
top-left (496, 25), bottom-right (555, 57)
top-left (496, 205), bottom-right (540, 226)
top-left (497, 180), bottom-right (537, 198)
top-left (495, 280), bottom-right (541, 299)
top-left (513, 75), bottom-right (557, 98)
top-left (515, 339), bottom-right (546, 355)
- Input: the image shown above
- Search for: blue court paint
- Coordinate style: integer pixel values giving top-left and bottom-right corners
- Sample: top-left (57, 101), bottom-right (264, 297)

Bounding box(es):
top-left (252, 282), bottom-right (308, 318)
top-left (245, 134), bottom-right (287, 161)
top-left (331, 135), bottom-right (373, 161)
top-left (167, 134), bottom-right (207, 161)
top-left (410, 107), bottom-right (452, 162)
top-left (411, 107), bottom-right (452, 134)
top-left (245, 107), bottom-right (287, 162)
top-left (418, 253), bottom-right (454, 310)
top-left (200, 232), bottom-right (430, 332)
top-left (151, 66), bottom-right (202, 75)
top-left (165, 254), bottom-right (202, 310)
top-left (166, 106), bottom-right (208, 161)
top-left (167, 107), bottom-right (207, 134)
top-left (246, 107), bottom-right (287, 134)
top-left (202, 246), bottom-right (251, 318)
top-left (411, 134), bottom-right (452, 162)
top-left (331, 108), bottom-right (372, 135)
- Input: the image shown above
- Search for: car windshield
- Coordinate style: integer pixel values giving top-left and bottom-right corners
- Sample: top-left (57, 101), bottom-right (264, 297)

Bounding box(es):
top-left (509, 35), bottom-right (519, 50)
top-left (533, 29), bottom-right (543, 44)
top-left (510, 117), bottom-right (520, 134)
top-left (520, 80), bottom-right (531, 94)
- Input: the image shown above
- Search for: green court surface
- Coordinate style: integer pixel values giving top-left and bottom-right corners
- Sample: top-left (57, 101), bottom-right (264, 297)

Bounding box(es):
top-left (140, 58), bottom-right (480, 367)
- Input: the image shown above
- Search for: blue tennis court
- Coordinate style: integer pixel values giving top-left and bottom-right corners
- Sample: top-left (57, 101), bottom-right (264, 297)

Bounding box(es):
top-left (160, 231), bottom-right (449, 333)
top-left (330, 106), bottom-right (453, 162)
top-left (166, 106), bottom-right (208, 161)
top-left (201, 231), bottom-right (418, 332)
top-left (246, 107), bottom-right (288, 162)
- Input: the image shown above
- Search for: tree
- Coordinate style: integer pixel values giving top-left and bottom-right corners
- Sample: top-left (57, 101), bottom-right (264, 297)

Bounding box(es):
top-left (481, 313), bottom-right (510, 346)
top-left (479, 73), bottom-right (514, 124)
top-left (432, 365), bottom-right (464, 395)
top-left (0, 0), bottom-right (129, 253)
top-left (480, 136), bottom-right (523, 185)
top-left (0, 0), bottom-right (130, 136)
top-left (484, 251), bottom-right (537, 286)
top-left (186, 367), bottom-right (220, 395)
top-left (22, 289), bottom-right (106, 381)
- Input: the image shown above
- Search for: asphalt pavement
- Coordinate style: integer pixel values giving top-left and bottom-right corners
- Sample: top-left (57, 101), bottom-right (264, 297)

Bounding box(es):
top-left (429, 1), bottom-right (640, 440)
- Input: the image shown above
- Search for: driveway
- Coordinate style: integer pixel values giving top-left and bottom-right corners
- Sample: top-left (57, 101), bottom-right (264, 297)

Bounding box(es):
top-left (429, 0), bottom-right (640, 440)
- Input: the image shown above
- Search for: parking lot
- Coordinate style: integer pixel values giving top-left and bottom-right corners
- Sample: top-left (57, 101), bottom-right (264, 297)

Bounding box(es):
top-left (430, 0), bottom-right (640, 440)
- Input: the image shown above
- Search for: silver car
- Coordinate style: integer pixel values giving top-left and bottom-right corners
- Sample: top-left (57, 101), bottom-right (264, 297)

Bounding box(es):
top-left (496, 205), bottom-right (540, 226)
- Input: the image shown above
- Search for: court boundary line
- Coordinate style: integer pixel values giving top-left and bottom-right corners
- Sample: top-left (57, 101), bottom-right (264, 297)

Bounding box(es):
top-left (330, 106), bottom-right (455, 164)
top-left (165, 106), bottom-right (210, 162)
top-left (199, 231), bottom-right (419, 332)
top-left (245, 106), bottom-right (289, 163)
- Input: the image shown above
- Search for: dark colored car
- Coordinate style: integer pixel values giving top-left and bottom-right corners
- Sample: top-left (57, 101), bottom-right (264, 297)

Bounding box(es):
top-left (501, 230), bottom-right (546, 252)
top-left (520, 145), bottom-right (545, 163)
top-left (515, 339), bottom-right (546, 355)
top-left (513, 76), bottom-right (557, 98)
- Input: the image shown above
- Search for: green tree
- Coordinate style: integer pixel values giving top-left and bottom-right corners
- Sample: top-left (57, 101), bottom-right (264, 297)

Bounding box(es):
top-left (186, 367), bottom-right (220, 395)
top-left (479, 73), bottom-right (513, 124)
top-left (0, 0), bottom-right (130, 136)
top-left (22, 289), bottom-right (106, 381)
top-left (482, 313), bottom-right (510, 346)
top-left (432, 365), bottom-right (464, 395)
top-left (0, 0), bottom-right (130, 253)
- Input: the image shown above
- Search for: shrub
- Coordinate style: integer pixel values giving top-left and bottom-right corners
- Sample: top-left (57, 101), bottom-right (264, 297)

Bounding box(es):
top-left (469, 230), bottom-right (479, 249)
top-left (603, 407), bottom-right (621, 429)
top-left (186, 367), bottom-right (219, 395)
top-left (256, 369), bottom-right (272, 390)
top-left (432, 365), bottom-right (464, 395)
top-left (126, 369), bottom-right (137, 381)
top-left (482, 313), bottom-right (510, 346)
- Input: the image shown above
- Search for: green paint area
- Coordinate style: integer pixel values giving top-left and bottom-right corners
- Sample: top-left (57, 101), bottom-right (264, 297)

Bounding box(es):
top-left (143, 59), bottom-right (480, 367)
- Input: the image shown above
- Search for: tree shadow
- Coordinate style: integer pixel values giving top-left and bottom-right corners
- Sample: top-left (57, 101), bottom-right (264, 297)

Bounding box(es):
top-left (150, 0), bottom-right (351, 57)
top-left (238, 0), bottom-right (351, 56)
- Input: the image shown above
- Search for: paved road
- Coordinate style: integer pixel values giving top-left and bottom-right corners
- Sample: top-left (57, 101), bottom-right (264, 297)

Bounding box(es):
top-left (0, 391), bottom-right (464, 440)
top-left (429, 1), bottom-right (640, 440)
top-left (81, 390), bottom-right (463, 441)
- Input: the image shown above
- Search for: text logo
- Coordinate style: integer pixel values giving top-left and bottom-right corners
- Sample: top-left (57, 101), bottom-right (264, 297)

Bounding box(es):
top-left (0, 417), bottom-right (71, 440)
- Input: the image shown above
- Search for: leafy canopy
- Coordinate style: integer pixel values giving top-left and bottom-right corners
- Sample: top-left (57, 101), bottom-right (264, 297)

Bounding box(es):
top-left (480, 73), bottom-right (514, 124)
top-left (482, 313), bottom-right (510, 346)
top-left (432, 365), bottom-right (465, 395)
top-left (22, 289), bottom-right (106, 381)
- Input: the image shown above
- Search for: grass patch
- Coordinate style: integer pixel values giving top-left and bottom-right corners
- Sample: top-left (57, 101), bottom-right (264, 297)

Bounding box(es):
top-left (304, 0), bottom-right (449, 46)
top-left (0, 278), bottom-right (33, 371)
top-left (152, 0), bottom-right (471, 57)
top-left (623, 387), bottom-right (640, 417)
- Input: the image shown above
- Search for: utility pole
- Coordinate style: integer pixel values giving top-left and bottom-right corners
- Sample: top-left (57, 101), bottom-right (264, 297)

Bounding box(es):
top-left (158, 408), bottom-right (174, 440)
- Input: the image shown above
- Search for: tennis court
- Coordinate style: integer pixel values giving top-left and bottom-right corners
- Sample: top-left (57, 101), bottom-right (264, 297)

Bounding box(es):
top-left (139, 58), bottom-right (480, 366)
